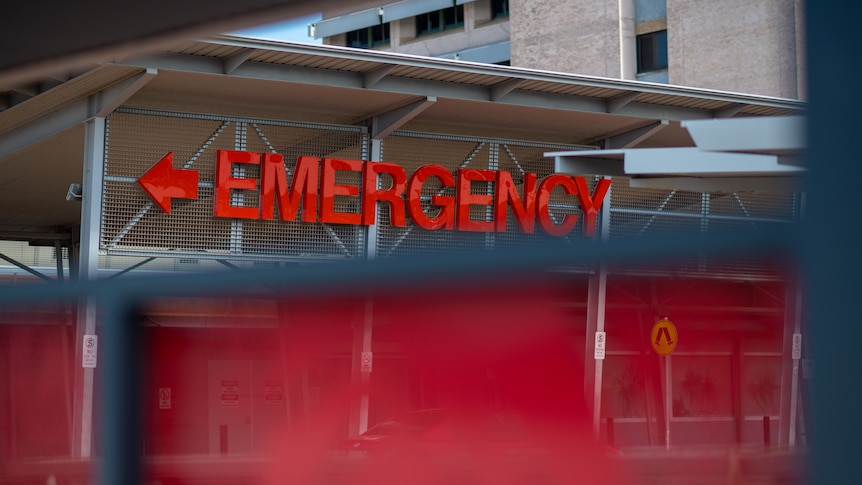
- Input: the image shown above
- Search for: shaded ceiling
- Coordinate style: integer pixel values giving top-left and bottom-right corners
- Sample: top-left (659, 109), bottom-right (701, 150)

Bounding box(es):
top-left (0, 36), bottom-right (805, 246)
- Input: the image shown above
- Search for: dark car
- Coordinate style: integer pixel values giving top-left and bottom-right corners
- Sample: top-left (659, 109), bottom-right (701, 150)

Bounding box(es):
top-left (331, 408), bottom-right (622, 484)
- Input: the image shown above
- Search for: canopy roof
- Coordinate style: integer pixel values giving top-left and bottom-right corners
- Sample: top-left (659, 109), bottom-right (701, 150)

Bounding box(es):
top-left (0, 35), bottom-right (805, 245)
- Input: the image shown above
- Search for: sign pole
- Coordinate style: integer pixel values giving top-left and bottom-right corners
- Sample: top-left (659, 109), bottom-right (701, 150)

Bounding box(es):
top-left (586, 183), bottom-right (611, 441)
top-left (589, 268), bottom-right (608, 440)
top-left (788, 277), bottom-right (804, 446)
top-left (665, 354), bottom-right (672, 449)
top-left (650, 317), bottom-right (678, 449)
top-left (348, 136), bottom-right (380, 437)
top-left (71, 116), bottom-right (106, 458)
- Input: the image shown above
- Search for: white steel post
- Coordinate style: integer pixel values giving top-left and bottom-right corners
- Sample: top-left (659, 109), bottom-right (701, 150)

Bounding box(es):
top-left (664, 354), bottom-right (672, 449)
top-left (350, 136), bottom-right (380, 436)
top-left (587, 178), bottom-right (612, 440)
top-left (588, 267), bottom-right (608, 439)
top-left (72, 116), bottom-right (106, 458)
top-left (779, 276), bottom-right (804, 445)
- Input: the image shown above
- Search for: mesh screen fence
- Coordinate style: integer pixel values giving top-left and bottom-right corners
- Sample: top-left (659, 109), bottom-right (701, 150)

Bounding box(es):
top-left (103, 108), bottom-right (368, 262)
top-left (609, 178), bottom-right (800, 278)
top-left (101, 109), bottom-right (799, 279)
top-left (376, 131), bottom-right (595, 260)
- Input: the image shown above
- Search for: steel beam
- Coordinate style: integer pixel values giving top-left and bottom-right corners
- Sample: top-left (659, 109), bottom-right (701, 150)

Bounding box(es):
top-left (119, 51), bottom-right (767, 122)
top-left (605, 91), bottom-right (640, 113)
top-left (223, 48), bottom-right (255, 75)
top-left (0, 252), bottom-right (55, 282)
top-left (0, 0), bottom-right (350, 86)
top-left (362, 64), bottom-right (395, 89)
top-left (0, 68), bottom-right (157, 157)
top-left (489, 78), bottom-right (523, 102)
top-left (603, 119), bottom-right (669, 148)
top-left (371, 96), bottom-right (436, 139)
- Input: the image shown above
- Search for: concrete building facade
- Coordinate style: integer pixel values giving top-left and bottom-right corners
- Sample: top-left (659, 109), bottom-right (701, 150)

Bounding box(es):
top-left (313, 0), bottom-right (805, 99)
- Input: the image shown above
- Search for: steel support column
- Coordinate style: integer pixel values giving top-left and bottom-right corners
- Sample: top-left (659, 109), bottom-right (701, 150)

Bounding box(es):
top-left (71, 116), bottom-right (105, 458)
top-left (585, 177), bottom-right (612, 440)
top-left (349, 136), bottom-right (380, 436)
top-left (585, 266), bottom-right (608, 439)
top-left (779, 277), bottom-right (804, 445)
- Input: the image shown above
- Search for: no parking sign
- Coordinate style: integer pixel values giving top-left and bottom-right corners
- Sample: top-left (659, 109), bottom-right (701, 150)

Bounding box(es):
top-left (82, 334), bottom-right (98, 368)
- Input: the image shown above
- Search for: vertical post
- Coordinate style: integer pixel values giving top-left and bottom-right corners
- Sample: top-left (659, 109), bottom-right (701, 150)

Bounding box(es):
top-left (72, 116), bottom-right (106, 458)
top-left (276, 301), bottom-right (294, 429)
top-left (637, 313), bottom-right (656, 447)
top-left (788, 279), bottom-right (804, 446)
top-left (733, 337), bottom-right (744, 445)
top-left (806, 3), bottom-right (862, 482)
top-left (585, 178), bottom-right (611, 439)
top-left (54, 240), bottom-right (65, 282)
top-left (100, 295), bottom-right (142, 485)
top-left (606, 417), bottom-right (615, 448)
top-left (364, 138), bottom-right (381, 262)
top-left (588, 268), bottom-right (608, 439)
top-left (349, 136), bottom-right (380, 436)
top-left (229, 122), bottom-right (247, 255)
top-left (485, 142), bottom-right (499, 250)
top-left (348, 299), bottom-right (374, 436)
top-left (779, 277), bottom-right (803, 445)
top-left (618, 0), bottom-right (636, 80)
top-left (664, 354), bottom-right (672, 449)
top-left (220, 425), bottom-right (229, 454)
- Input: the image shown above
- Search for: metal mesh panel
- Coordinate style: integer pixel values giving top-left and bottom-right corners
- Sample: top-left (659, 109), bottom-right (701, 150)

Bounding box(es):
top-left (493, 143), bottom-right (602, 251)
top-left (103, 108), bottom-right (367, 262)
top-left (376, 132), bottom-right (594, 258)
top-left (102, 110), bottom-right (799, 277)
top-left (609, 177), bottom-right (800, 279)
top-left (376, 134), bottom-right (486, 256)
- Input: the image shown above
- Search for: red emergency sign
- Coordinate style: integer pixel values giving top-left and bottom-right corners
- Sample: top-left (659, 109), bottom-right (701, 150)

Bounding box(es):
top-left (138, 150), bottom-right (611, 237)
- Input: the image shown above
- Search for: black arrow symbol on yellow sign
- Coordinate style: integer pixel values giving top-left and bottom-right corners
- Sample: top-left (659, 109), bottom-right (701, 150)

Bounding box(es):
top-left (655, 327), bottom-right (674, 346)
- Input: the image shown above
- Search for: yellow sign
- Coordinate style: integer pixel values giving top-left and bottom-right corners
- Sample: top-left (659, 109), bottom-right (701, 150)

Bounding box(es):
top-left (651, 318), bottom-right (678, 356)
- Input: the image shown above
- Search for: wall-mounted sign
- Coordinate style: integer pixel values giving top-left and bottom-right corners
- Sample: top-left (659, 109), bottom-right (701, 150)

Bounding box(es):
top-left (137, 150), bottom-right (612, 237)
top-left (220, 379), bottom-right (239, 407)
top-left (792, 333), bottom-right (802, 360)
top-left (361, 352), bottom-right (373, 373)
top-left (594, 331), bottom-right (606, 360)
top-left (651, 318), bottom-right (678, 356)
top-left (82, 334), bottom-right (98, 368)
top-left (264, 380), bottom-right (284, 406)
top-left (159, 387), bottom-right (172, 409)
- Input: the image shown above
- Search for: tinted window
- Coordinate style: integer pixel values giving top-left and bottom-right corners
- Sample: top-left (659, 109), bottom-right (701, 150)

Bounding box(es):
top-left (637, 30), bottom-right (668, 73)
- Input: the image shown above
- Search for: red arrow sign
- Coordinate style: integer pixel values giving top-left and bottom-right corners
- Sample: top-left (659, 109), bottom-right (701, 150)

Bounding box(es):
top-left (137, 152), bottom-right (199, 214)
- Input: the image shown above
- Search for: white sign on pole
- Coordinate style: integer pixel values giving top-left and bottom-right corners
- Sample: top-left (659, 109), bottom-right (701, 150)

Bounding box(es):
top-left (792, 333), bottom-right (802, 360)
top-left (594, 332), bottom-right (606, 360)
top-left (220, 380), bottom-right (239, 407)
top-left (159, 388), bottom-right (172, 409)
top-left (82, 334), bottom-right (98, 368)
top-left (361, 352), bottom-right (373, 373)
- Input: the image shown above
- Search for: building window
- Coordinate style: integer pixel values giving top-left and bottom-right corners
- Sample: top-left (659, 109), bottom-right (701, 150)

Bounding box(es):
top-left (637, 30), bottom-right (668, 73)
top-left (346, 23), bottom-right (391, 49)
top-left (416, 5), bottom-right (464, 36)
top-left (492, 0), bottom-right (510, 19)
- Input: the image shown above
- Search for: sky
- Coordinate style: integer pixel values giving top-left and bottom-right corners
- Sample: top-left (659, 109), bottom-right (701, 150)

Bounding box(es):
top-left (232, 13), bottom-right (323, 44)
